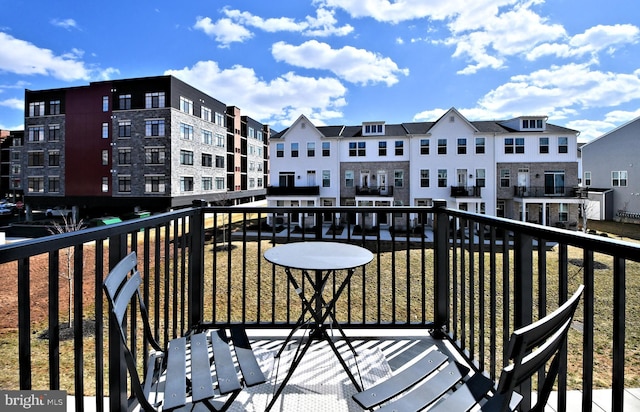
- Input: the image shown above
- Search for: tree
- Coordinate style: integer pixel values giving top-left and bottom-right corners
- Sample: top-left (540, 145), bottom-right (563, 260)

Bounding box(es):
top-left (578, 189), bottom-right (599, 233)
top-left (48, 215), bottom-right (86, 328)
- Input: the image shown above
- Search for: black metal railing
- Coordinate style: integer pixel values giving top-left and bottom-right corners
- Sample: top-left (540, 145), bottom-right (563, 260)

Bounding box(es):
top-left (266, 185), bottom-right (320, 196)
top-left (514, 185), bottom-right (580, 197)
top-left (355, 185), bottom-right (394, 196)
top-left (0, 203), bottom-right (639, 411)
top-left (450, 185), bottom-right (481, 197)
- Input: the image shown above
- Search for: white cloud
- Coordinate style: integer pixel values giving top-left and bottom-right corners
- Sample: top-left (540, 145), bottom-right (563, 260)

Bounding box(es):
top-left (527, 24), bottom-right (640, 60)
top-left (193, 17), bottom-right (253, 47)
top-left (0, 97), bottom-right (23, 110)
top-left (272, 40), bottom-right (409, 86)
top-left (165, 60), bottom-right (347, 128)
top-left (0, 32), bottom-right (91, 81)
top-left (51, 18), bottom-right (79, 30)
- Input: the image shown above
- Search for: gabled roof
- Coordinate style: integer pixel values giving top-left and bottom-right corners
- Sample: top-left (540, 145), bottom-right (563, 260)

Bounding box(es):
top-left (581, 115), bottom-right (640, 149)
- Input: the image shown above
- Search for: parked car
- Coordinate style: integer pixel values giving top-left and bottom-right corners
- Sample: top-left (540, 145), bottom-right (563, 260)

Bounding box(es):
top-left (46, 206), bottom-right (73, 218)
top-left (0, 205), bottom-right (14, 215)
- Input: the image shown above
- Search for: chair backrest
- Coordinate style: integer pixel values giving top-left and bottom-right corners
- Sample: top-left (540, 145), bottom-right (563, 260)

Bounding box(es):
top-left (495, 285), bottom-right (584, 411)
top-left (104, 251), bottom-right (161, 411)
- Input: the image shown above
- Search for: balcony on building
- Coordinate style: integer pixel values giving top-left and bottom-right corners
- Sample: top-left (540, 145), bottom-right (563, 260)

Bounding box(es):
top-left (266, 185), bottom-right (320, 196)
top-left (450, 185), bottom-right (482, 197)
top-left (355, 185), bottom-right (394, 196)
top-left (513, 185), bottom-right (581, 198)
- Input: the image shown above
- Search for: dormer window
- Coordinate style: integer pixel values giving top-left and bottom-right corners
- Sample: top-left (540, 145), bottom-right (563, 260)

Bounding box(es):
top-left (522, 118), bottom-right (544, 129)
top-left (363, 122), bottom-right (384, 135)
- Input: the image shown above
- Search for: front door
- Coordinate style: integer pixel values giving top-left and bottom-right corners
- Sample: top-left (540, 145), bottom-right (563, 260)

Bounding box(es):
top-left (457, 169), bottom-right (467, 187)
top-left (518, 169), bottom-right (529, 188)
top-left (378, 172), bottom-right (388, 194)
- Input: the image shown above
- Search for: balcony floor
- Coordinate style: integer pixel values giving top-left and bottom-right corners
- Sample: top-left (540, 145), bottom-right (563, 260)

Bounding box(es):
top-left (70, 329), bottom-right (640, 411)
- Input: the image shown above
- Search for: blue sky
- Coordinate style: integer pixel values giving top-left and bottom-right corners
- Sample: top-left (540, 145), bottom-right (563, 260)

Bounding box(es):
top-left (1, 0), bottom-right (639, 141)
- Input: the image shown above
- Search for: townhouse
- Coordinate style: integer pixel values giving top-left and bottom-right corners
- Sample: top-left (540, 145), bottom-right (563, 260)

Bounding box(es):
top-left (268, 108), bottom-right (580, 230)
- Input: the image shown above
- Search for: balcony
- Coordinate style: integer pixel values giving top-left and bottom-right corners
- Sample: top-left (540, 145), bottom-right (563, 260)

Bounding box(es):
top-left (355, 185), bottom-right (394, 196)
top-left (0, 205), bottom-right (639, 411)
top-left (514, 185), bottom-right (580, 198)
top-left (266, 185), bottom-right (320, 196)
top-left (450, 185), bottom-right (481, 197)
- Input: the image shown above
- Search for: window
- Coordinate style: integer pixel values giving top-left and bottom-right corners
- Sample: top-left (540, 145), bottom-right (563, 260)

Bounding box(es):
top-left (49, 100), bottom-right (61, 115)
top-left (201, 106), bottom-right (211, 122)
top-left (307, 142), bottom-right (315, 157)
top-left (394, 170), bottom-right (404, 187)
top-left (27, 151), bottom-right (44, 167)
top-left (505, 138), bottom-right (524, 154)
top-left (102, 177), bottom-right (109, 192)
top-left (145, 147), bottom-right (165, 164)
top-left (345, 170), bottom-right (354, 188)
top-left (28, 126), bottom-right (44, 142)
top-left (437, 169), bottom-right (447, 187)
top-left (215, 177), bottom-right (225, 190)
top-left (420, 139), bottom-right (430, 155)
top-left (145, 92), bottom-right (165, 108)
top-left (500, 169), bottom-right (511, 187)
top-left (119, 94), bottom-right (131, 110)
top-left (180, 124), bottom-right (194, 140)
top-left (215, 112), bottom-right (225, 126)
top-left (476, 169), bottom-right (486, 187)
top-left (48, 150), bottom-right (60, 167)
top-left (215, 155), bottom-right (225, 168)
top-left (558, 137), bottom-right (568, 153)
top-left (118, 176), bottom-right (131, 193)
top-left (248, 127), bottom-right (255, 139)
top-left (102, 150), bottom-right (109, 165)
top-left (202, 177), bottom-right (213, 191)
top-left (322, 170), bottom-right (330, 187)
top-left (201, 153), bottom-right (213, 167)
top-left (145, 119), bottom-right (165, 136)
top-left (180, 177), bottom-right (194, 192)
top-left (145, 175), bottom-right (165, 193)
top-left (28, 177), bottom-right (44, 193)
top-left (102, 123), bottom-right (109, 139)
top-left (291, 143), bottom-right (299, 157)
top-left (48, 125), bottom-right (60, 141)
top-left (379, 141), bottom-right (387, 156)
top-left (349, 142), bottom-right (366, 156)
top-left (437, 139), bottom-right (447, 154)
top-left (420, 169), bottom-right (430, 187)
top-left (559, 203), bottom-right (569, 222)
top-left (215, 133), bottom-right (225, 147)
top-left (29, 101), bottom-right (45, 116)
top-left (118, 121), bottom-right (131, 138)
top-left (544, 171), bottom-right (565, 194)
top-left (180, 150), bottom-right (194, 165)
top-left (395, 140), bottom-right (404, 156)
top-left (612, 171), bottom-right (628, 187)
top-left (584, 171), bottom-right (591, 186)
top-left (179, 97), bottom-right (193, 114)
top-left (364, 124), bottom-right (383, 134)
top-left (118, 148), bottom-right (132, 165)
top-left (118, 176), bottom-right (131, 192)
top-left (539, 137), bottom-right (549, 154)
top-left (322, 141), bottom-right (330, 156)
top-left (202, 130), bottom-right (212, 145)
top-left (102, 96), bottom-right (109, 112)
top-left (48, 177), bottom-right (60, 193)
top-left (475, 137), bottom-right (485, 154)
top-left (457, 138), bottom-right (467, 154)
top-left (276, 143), bottom-right (284, 157)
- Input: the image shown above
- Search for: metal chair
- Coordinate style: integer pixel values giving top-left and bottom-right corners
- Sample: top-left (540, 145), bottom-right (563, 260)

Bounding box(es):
top-left (104, 251), bottom-right (266, 411)
top-left (353, 285), bottom-right (584, 412)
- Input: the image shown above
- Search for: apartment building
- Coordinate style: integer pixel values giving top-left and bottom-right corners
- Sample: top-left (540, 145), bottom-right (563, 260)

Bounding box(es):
top-left (16, 75), bottom-right (269, 217)
top-left (268, 108), bottom-right (580, 229)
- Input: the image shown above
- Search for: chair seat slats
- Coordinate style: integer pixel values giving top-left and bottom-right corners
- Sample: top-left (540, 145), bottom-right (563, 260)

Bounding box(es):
top-left (188, 332), bottom-right (216, 403)
top-left (375, 361), bottom-right (469, 412)
top-left (210, 330), bottom-right (242, 395)
top-left (353, 350), bottom-right (449, 409)
top-left (163, 337), bottom-right (188, 411)
top-left (230, 327), bottom-right (267, 387)
top-left (428, 372), bottom-right (495, 412)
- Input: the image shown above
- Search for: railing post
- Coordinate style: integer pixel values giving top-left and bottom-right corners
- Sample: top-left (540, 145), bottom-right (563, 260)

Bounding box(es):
top-left (514, 231), bottom-right (533, 410)
top-left (107, 235), bottom-right (127, 412)
top-left (189, 207), bottom-right (205, 329)
top-left (432, 200), bottom-right (449, 337)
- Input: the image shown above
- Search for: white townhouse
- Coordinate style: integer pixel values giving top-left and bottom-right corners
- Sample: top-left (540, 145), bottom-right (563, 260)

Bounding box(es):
top-left (268, 109), bottom-right (581, 230)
